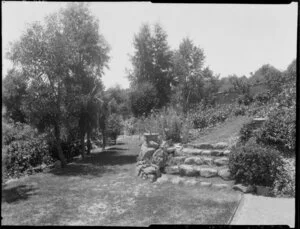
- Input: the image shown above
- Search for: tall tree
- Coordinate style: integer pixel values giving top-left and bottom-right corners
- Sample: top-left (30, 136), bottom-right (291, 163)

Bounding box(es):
top-left (171, 38), bottom-right (205, 112)
top-left (128, 23), bottom-right (173, 113)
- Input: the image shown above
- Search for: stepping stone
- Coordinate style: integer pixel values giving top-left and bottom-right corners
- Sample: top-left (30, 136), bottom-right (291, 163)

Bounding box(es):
top-left (214, 157), bottom-right (229, 166)
top-left (184, 157), bottom-right (204, 165)
top-left (198, 168), bottom-right (218, 178)
top-left (223, 150), bottom-right (231, 156)
top-left (202, 157), bottom-right (214, 165)
top-left (212, 183), bottom-right (230, 189)
top-left (232, 184), bottom-right (255, 193)
top-left (165, 165), bottom-right (180, 175)
top-left (179, 165), bottom-right (199, 177)
top-left (169, 156), bottom-right (186, 165)
top-left (182, 148), bottom-right (202, 155)
top-left (200, 181), bottom-right (212, 187)
top-left (155, 175), bottom-right (169, 184)
top-left (166, 147), bottom-right (176, 154)
top-left (201, 150), bottom-right (213, 156)
top-left (218, 168), bottom-right (233, 180)
top-left (189, 143), bottom-right (214, 149)
top-left (210, 150), bottom-right (224, 156)
top-left (213, 142), bottom-right (229, 149)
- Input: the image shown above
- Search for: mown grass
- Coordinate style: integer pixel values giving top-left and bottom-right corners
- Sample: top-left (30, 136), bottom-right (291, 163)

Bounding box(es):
top-left (2, 135), bottom-right (241, 226)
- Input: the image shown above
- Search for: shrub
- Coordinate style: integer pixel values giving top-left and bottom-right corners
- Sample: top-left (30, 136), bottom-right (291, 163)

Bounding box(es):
top-left (233, 105), bottom-right (246, 116)
top-left (258, 107), bottom-right (295, 155)
top-left (106, 114), bottom-right (123, 141)
top-left (271, 158), bottom-right (295, 197)
top-left (4, 134), bottom-right (54, 178)
top-left (237, 93), bottom-right (253, 106)
top-left (253, 91), bottom-right (271, 105)
top-left (229, 139), bottom-right (284, 186)
top-left (239, 120), bottom-right (258, 143)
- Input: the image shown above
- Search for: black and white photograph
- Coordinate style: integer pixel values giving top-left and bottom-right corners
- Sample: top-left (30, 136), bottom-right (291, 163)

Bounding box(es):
top-left (2, 1), bottom-right (297, 226)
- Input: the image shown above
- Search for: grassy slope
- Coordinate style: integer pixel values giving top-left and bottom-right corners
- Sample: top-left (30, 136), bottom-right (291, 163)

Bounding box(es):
top-left (190, 115), bottom-right (252, 144)
top-left (2, 135), bottom-right (241, 226)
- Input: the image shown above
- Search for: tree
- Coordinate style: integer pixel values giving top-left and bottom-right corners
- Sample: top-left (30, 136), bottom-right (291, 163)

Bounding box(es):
top-left (128, 23), bottom-right (173, 113)
top-left (2, 69), bottom-right (28, 123)
top-left (7, 3), bottom-right (110, 165)
top-left (171, 38), bottom-right (205, 112)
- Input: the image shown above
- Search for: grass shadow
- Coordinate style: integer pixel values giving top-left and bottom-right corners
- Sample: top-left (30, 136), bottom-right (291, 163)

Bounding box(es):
top-left (2, 184), bottom-right (38, 203)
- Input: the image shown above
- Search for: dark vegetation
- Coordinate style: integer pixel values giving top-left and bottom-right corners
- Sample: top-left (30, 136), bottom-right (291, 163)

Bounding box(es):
top-left (2, 3), bottom-right (295, 197)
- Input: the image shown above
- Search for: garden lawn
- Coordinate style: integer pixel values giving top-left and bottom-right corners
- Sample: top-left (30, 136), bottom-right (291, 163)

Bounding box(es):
top-left (2, 135), bottom-right (241, 226)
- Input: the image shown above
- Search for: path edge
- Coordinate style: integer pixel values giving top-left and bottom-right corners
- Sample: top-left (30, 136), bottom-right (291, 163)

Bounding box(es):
top-left (227, 192), bottom-right (245, 225)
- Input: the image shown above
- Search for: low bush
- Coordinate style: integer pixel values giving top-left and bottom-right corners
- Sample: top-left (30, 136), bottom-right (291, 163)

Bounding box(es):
top-left (106, 114), bottom-right (123, 141)
top-left (239, 120), bottom-right (258, 143)
top-left (228, 139), bottom-right (284, 187)
top-left (253, 91), bottom-right (271, 105)
top-left (3, 134), bottom-right (54, 178)
top-left (237, 93), bottom-right (253, 106)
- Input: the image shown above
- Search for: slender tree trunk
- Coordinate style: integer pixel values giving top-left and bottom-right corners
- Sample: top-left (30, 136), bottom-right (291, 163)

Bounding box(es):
top-left (54, 122), bottom-right (67, 168)
top-left (87, 126), bottom-right (91, 155)
top-left (102, 127), bottom-right (106, 151)
top-left (79, 114), bottom-right (85, 159)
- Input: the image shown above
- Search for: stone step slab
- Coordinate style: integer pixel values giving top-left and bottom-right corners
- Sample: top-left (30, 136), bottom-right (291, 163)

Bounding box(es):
top-left (165, 165), bottom-right (180, 175)
top-left (232, 184), bottom-right (255, 193)
top-left (218, 168), bottom-right (233, 180)
top-left (213, 157), bottom-right (229, 166)
top-left (177, 148), bottom-right (231, 157)
top-left (184, 156), bottom-right (204, 165)
top-left (179, 165), bottom-right (199, 177)
top-left (212, 183), bottom-right (230, 190)
top-left (197, 167), bottom-right (218, 178)
top-left (168, 156), bottom-right (186, 165)
top-left (187, 142), bottom-right (229, 150)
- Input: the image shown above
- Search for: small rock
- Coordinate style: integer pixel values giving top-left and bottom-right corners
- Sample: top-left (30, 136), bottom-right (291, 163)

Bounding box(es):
top-left (165, 165), bottom-right (180, 174)
top-left (200, 181), bottom-right (212, 187)
top-left (214, 157), bottom-right (229, 166)
top-left (199, 168), bottom-right (218, 178)
top-left (212, 183), bottom-right (229, 189)
top-left (41, 163), bottom-right (47, 170)
top-left (166, 147), bottom-right (176, 154)
top-left (179, 165), bottom-right (199, 176)
top-left (156, 175), bottom-right (169, 184)
top-left (148, 174), bottom-right (157, 182)
top-left (218, 168), bottom-right (232, 180)
top-left (182, 148), bottom-right (202, 155)
top-left (233, 184), bottom-right (255, 193)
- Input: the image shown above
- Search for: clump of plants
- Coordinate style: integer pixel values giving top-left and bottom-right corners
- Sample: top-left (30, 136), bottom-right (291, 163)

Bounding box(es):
top-left (228, 138), bottom-right (284, 187)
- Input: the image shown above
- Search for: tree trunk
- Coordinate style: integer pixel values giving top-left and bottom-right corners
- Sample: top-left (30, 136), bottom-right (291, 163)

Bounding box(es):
top-left (79, 114), bottom-right (85, 159)
top-left (54, 123), bottom-right (67, 168)
top-left (102, 128), bottom-right (106, 150)
top-left (87, 127), bottom-right (91, 155)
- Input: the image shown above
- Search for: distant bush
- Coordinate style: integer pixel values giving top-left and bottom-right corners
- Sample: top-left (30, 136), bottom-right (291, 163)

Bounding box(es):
top-left (239, 120), bottom-right (258, 143)
top-left (106, 114), bottom-right (123, 141)
top-left (229, 139), bottom-right (283, 187)
top-left (237, 93), bottom-right (253, 106)
top-left (253, 91), bottom-right (271, 105)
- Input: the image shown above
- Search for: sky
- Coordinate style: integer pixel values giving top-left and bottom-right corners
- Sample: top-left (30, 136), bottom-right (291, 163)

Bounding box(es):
top-left (2, 2), bottom-right (298, 89)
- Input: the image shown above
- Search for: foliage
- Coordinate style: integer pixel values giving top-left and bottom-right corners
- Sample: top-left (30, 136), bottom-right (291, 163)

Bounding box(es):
top-left (238, 120), bottom-right (258, 143)
top-left (129, 82), bottom-right (159, 117)
top-left (106, 114), bottom-right (123, 141)
top-left (271, 158), bottom-right (295, 197)
top-left (2, 122), bottom-right (54, 178)
top-left (237, 93), bottom-right (253, 106)
top-left (128, 23), bottom-right (173, 110)
top-left (258, 107), bottom-right (295, 155)
top-left (228, 139), bottom-right (284, 186)
top-left (253, 91), bottom-right (271, 105)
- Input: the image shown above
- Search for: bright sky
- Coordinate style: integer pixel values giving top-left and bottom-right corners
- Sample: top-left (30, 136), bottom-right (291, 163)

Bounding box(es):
top-left (2, 2), bottom-right (298, 89)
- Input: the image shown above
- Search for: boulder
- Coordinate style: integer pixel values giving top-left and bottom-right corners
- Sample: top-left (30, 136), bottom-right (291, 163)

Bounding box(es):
top-left (199, 168), bottom-right (218, 178)
top-left (138, 144), bottom-right (156, 161)
top-left (152, 148), bottom-right (168, 169)
top-left (214, 157), bottom-right (229, 166)
top-left (218, 168), bottom-right (232, 180)
top-left (179, 165), bottom-right (199, 176)
top-left (184, 157), bottom-right (204, 165)
top-left (233, 184), bottom-right (255, 193)
top-left (165, 165), bottom-right (180, 174)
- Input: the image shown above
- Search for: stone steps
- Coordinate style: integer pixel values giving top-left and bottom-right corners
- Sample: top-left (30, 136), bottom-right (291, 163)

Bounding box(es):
top-left (155, 174), bottom-right (234, 190)
top-left (168, 155), bottom-right (229, 167)
top-left (164, 164), bottom-right (233, 180)
top-left (185, 141), bottom-right (229, 150)
top-left (176, 148), bottom-right (231, 157)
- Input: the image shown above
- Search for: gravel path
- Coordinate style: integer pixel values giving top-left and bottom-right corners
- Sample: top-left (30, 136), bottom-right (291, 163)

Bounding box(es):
top-left (231, 194), bottom-right (295, 227)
